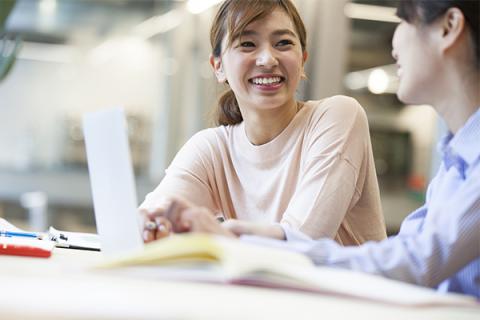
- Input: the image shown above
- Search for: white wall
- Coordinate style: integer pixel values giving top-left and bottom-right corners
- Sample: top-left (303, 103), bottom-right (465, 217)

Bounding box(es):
top-left (0, 39), bottom-right (161, 171)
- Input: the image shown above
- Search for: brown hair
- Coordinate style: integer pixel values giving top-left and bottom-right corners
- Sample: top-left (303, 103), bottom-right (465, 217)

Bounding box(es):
top-left (210, 0), bottom-right (307, 126)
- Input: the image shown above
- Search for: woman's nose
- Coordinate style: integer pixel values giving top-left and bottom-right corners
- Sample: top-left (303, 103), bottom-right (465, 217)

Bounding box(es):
top-left (256, 48), bottom-right (278, 68)
top-left (391, 48), bottom-right (398, 61)
top-left (391, 25), bottom-right (400, 61)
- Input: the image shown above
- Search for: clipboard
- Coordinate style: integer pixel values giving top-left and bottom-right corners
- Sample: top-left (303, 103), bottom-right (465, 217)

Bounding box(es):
top-left (0, 219), bottom-right (101, 252)
top-left (47, 227), bottom-right (101, 251)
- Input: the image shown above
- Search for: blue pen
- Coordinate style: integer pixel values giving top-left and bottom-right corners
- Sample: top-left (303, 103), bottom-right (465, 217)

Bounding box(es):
top-left (0, 230), bottom-right (39, 238)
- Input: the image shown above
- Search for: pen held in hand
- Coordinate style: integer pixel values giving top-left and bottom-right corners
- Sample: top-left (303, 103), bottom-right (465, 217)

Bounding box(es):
top-left (145, 221), bottom-right (157, 231)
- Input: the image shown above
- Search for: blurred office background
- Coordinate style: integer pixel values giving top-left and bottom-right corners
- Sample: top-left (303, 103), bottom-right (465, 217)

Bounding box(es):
top-left (0, 0), bottom-right (442, 235)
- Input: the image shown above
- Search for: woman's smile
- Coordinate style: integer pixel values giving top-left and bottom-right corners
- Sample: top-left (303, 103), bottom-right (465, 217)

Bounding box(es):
top-left (248, 74), bottom-right (286, 92)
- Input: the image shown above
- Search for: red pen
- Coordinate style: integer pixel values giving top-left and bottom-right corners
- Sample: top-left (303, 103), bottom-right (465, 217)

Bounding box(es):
top-left (0, 237), bottom-right (54, 258)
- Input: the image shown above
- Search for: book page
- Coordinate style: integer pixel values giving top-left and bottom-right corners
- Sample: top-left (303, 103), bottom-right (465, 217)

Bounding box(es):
top-left (98, 233), bottom-right (479, 308)
top-left (300, 266), bottom-right (478, 307)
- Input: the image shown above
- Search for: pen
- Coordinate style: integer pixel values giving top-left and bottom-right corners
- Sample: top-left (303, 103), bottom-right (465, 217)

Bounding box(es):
top-left (0, 230), bottom-right (39, 239)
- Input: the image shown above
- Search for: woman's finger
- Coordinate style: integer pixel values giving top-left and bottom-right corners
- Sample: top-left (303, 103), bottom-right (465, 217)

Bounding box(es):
top-left (154, 216), bottom-right (172, 239)
top-left (139, 208), bottom-right (157, 242)
top-left (143, 228), bottom-right (155, 243)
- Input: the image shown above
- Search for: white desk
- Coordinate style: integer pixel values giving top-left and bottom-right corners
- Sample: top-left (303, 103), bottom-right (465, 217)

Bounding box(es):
top-left (0, 249), bottom-right (478, 320)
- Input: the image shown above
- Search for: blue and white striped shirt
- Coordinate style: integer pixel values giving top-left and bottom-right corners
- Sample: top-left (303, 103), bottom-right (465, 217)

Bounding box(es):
top-left (246, 108), bottom-right (480, 298)
top-left (294, 108), bottom-right (480, 297)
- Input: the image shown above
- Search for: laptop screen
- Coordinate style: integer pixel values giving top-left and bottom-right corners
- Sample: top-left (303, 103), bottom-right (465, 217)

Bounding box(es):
top-left (83, 108), bottom-right (144, 257)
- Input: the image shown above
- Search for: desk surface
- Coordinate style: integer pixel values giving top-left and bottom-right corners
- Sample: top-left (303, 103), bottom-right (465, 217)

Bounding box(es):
top-left (0, 249), bottom-right (478, 320)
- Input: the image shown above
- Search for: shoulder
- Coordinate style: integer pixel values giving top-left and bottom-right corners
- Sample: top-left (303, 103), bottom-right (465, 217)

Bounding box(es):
top-left (299, 96), bottom-right (372, 164)
top-left (310, 95), bottom-right (366, 120)
top-left (189, 127), bottom-right (219, 143)
top-left (306, 95), bottom-right (368, 132)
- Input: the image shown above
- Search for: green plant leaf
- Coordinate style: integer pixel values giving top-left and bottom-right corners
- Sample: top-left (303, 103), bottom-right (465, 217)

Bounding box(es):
top-left (0, 0), bottom-right (16, 33)
top-left (0, 35), bottom-right (21, 82)
top-left (1, 0), bottom-right (18, 82)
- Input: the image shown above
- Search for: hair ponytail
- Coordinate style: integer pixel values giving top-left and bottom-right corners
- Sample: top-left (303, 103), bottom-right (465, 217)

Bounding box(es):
top-left (216, 89), bottom-right (243, 126)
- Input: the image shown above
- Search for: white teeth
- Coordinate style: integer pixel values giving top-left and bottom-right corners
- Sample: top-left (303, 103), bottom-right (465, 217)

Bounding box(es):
top-left (252, 77), bottom-right (281, 85)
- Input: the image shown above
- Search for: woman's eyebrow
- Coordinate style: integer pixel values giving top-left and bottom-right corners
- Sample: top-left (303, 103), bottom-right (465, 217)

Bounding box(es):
top-left (237, 30), bottom-right (257, 38)
top-left (237, 29), bottom-right (297, 38)
top-left (271, 29), bottom-right (297, 37)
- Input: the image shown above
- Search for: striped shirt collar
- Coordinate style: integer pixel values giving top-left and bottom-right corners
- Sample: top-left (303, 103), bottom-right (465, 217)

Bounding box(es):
top-left (439, 108), bottom-right (480, 178)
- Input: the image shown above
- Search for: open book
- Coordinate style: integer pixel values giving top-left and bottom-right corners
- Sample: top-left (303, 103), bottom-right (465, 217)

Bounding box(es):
top-left (99, 234), bottom-right (478, 308)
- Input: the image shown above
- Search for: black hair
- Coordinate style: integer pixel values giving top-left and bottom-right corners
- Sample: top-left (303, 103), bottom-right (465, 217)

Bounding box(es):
top-left (397, 0), bottom-right (479, 68)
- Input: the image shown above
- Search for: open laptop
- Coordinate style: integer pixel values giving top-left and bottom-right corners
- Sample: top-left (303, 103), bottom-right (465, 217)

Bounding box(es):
top-left (83, 108), bottom-right (144, 257)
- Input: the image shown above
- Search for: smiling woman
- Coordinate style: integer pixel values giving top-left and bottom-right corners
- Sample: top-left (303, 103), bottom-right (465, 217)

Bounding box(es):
top-left (210, 8), bottom-right (306, 146)
top-left (139, 0), bottom-right (387, 245)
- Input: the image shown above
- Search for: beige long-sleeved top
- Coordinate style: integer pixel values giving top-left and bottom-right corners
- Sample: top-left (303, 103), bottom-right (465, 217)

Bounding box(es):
top-left (141, 95), bottom-right (386, 244)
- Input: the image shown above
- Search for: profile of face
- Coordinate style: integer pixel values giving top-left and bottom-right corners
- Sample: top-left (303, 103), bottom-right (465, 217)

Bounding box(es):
top-left (211, 8), bottom-right (308, 112)
top-left (392, 20), bottom-right (442, 105)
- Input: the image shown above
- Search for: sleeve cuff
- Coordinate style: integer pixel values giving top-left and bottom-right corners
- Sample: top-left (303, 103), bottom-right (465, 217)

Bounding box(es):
top-left (281, 223), bottom-right (345, 266)
top-left (281, 223), bottom-right (313, 243)
top-left (238, 223), bottom-right (316, 254)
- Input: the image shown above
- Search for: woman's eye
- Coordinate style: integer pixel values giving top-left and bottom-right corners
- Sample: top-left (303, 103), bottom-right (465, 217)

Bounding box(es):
top-left (277, 39), bottom-right (294, 47)
top-left (240, 41), bottom-right (255, 48)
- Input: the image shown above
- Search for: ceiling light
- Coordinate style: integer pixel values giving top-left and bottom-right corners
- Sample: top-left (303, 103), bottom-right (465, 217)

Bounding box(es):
top-left (344, 3), bottom-right (400, 23)
top-left (345, 65), bottom-right (398, 94)
top-left (186, 0), bottom-right (223, 15)
top-left (368, 68), bottom-right (389, 94)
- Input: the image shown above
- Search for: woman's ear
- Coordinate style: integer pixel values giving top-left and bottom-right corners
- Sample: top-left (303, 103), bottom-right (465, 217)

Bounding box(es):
top-left (439, 7), bottom-right (465, 53)
top-left (209, 54), bottom-right (227, 83)
top-left (302, 51), bottom-right (308, 65)
top-left (300, 51), bottom-right (308, 79)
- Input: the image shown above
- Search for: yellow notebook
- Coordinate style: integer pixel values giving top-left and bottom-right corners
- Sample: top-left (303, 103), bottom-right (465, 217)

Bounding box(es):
top-left (100, 233), bottom-right (479, 308)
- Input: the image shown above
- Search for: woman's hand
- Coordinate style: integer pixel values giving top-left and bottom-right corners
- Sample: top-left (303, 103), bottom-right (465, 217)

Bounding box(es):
top-left (180, 206), bottom-right (236, 238)
top-left (139, 196), bottom-right (191, 242)
top-left (139, 196), bottom-right (285, 242)
top-left (139, 196), bottom-right (235, 242)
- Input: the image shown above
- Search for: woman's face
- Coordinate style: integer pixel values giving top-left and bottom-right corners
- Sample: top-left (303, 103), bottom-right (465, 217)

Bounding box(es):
top-left (212, 8), bottom-right (307, 113)
top-left (392, 20), bottom-right (441, 105)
